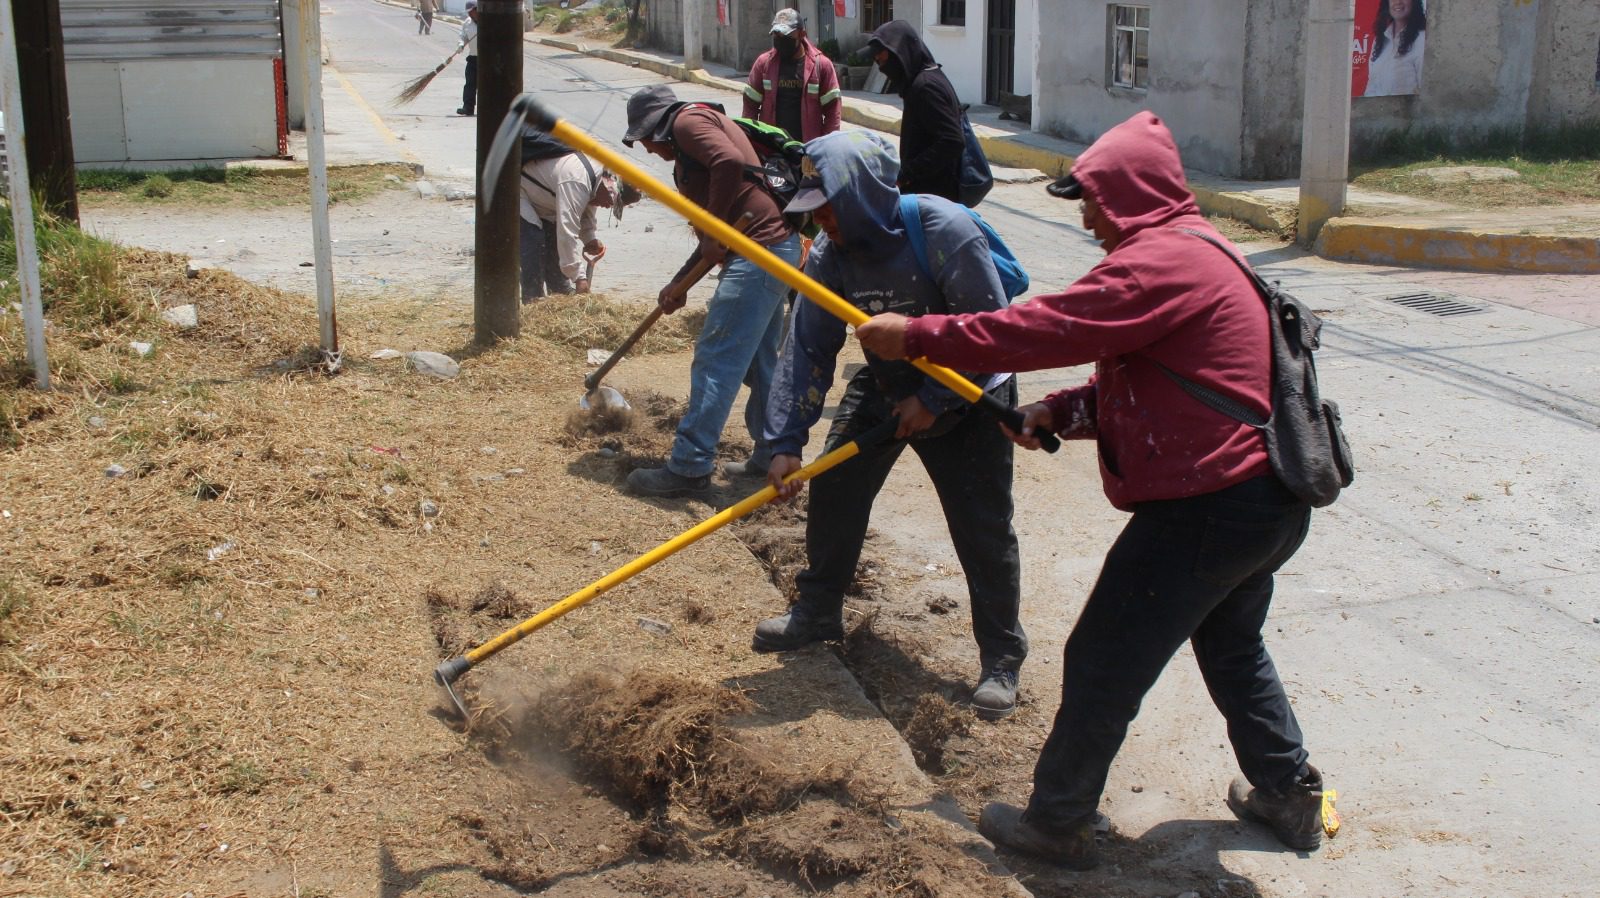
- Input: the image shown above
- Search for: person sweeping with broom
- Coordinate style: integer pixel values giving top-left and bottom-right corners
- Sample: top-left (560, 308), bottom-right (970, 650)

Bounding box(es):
top-left (456, 0), bottom-right (480, 116)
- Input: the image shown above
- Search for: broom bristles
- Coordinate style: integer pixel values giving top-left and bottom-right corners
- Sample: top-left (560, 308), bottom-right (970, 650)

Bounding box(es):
top-left (394, 68), bottom-right (442, 105)
top-left (392, 46), bottom-right (462, 106)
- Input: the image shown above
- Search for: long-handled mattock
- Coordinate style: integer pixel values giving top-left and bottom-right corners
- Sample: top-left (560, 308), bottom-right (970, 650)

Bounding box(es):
top-left (480, 94), bottom-right (1060, 454)
top-left (434, 418), bottom-right (899, 717)
top-left (432, 95), bottom-right (1062, 713)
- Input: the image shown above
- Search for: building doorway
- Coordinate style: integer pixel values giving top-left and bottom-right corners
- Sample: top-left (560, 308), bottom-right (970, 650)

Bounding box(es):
top-left (985, 0), bottom-right (1015, 104)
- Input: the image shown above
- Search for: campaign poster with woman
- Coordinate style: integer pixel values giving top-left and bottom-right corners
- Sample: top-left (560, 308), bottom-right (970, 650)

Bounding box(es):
top-left (1352, 0), bottom-right (1428, 97)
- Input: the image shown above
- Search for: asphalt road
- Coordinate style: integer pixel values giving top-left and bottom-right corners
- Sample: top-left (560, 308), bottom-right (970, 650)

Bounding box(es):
top-left (112, 2), bottom-right (1600, 893)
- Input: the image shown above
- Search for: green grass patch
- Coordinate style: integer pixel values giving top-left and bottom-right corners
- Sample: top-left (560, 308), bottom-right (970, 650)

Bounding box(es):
top-left (77, 163), bottom-right (414, 209)
top-left (1351, 120), bottom-right (1600, 207)
top-left (1, 205), bottom-right (143, 333)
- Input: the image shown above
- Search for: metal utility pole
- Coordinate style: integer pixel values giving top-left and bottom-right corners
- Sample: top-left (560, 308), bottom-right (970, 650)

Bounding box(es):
top-left (1, 0), bottom-right (50, 389)
top-left (473, 0), bottom-right (524, 346)
top-left (298, 0), bottom-right (339, 360)
top-left (1298, 0), bottom-right (1354, 246)
top-left (10, 0), bottom-right (76, 223)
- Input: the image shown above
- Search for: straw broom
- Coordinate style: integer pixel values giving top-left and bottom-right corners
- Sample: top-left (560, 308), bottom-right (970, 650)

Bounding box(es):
top-left (394, 42), bottom-right (467, 105)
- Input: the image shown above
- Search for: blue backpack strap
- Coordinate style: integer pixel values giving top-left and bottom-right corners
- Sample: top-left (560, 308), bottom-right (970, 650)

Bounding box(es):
top-left (898, 193), bottom-right (934, 283)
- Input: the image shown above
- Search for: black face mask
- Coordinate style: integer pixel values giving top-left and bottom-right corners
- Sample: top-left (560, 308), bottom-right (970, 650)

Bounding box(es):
top-left (878, 54), bottom-right (906, 85)
top-left (773, 34), bottom-right (798, 57)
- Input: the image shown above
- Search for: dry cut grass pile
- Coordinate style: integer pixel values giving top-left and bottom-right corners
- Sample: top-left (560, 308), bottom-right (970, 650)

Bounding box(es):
top-left (0, 226), bottom-right (1020, 898)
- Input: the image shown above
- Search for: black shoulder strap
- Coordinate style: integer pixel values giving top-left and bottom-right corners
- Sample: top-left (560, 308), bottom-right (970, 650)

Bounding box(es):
top-left (522, 153), bottom-right (598, 197)
top-left (1178, 227), bottom-right (1274, 304)
top-left (1151, 227), bottom-right (1272, 428)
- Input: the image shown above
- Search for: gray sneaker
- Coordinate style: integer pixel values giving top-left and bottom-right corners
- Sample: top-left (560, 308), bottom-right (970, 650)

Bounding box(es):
top-left (1226, 765), bottom-right (1325, 851)
top-left (626, 466), bottom-right (710, 497)
top-left (972, 666), bottom-right (1020, 721)
top-left (751, 607), bottom-right (844, 652)
top-left (978, 803), bottom-right (1100, 870)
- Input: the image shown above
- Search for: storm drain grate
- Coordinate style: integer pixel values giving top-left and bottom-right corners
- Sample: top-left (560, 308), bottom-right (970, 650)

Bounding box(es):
top-left (1385, 292), bottom-right (1488, 317)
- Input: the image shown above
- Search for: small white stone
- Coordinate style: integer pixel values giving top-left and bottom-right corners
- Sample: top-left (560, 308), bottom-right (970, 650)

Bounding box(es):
top-left (370, 348), bottom-right (403, 360)
top-left (419, 500), bottom-right (440, 518)
top-left (105, 463), bottom-right (128, 478)
top-left (129, 341), bottom-right (154, 357)
top-left (406, 351), bottom-right (460, 380)
top-left (160, 304), bottom-right (199, 329)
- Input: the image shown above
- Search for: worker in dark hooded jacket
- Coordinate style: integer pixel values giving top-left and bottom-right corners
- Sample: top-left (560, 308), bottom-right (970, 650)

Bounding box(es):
top-left (867, 20), bottom-right (965, 203)
top-left (856, 111), bottom-right (1325, 869)
top-left (752, 130), bottom-right (1029, 721)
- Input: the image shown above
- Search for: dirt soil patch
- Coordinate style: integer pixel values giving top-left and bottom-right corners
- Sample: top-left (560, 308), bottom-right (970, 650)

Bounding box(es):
top-left (0, 238), bottom-right (1021, 897)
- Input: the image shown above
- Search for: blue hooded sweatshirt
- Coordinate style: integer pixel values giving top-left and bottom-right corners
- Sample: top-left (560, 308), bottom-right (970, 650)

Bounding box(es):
top-left (765, 130), bottom-right (1013, 458)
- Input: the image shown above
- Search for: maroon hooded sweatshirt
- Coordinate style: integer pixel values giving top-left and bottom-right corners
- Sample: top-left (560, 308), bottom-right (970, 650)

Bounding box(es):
top-left (902, 111), bottom-right (1271, 510)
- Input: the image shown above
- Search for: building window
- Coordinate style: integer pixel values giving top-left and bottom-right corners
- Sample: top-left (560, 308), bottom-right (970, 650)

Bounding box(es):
top-left (1110, 5), bottom-right (1150, 90)
top-left (940, 0), bottom-right (966, 27)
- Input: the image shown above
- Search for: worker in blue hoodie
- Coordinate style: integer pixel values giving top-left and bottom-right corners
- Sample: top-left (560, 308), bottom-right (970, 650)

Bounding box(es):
top-left (751, 130), bottom-right (1028, 720)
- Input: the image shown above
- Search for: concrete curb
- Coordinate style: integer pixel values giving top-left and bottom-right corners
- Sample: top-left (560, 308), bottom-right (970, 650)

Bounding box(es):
top-left (1315, 217), bottom-right (1600, 274)
top-left (536, 36), bottom-right (1599, 275)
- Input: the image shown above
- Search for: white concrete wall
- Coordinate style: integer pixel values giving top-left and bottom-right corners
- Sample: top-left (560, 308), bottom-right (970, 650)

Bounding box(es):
top-left (1034, 0), bottom-right (1247, 176)
top-left (1528, 0), bottom-right (1600, 127)
top-left (919, 0), bottom-right (985, 106)
top-left (1014, 0), bottom-right (1034, 97)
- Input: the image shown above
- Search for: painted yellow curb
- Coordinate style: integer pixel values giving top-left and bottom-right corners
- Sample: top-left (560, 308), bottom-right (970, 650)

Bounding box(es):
top-left (1316, 218), bottom-right (1600, 274)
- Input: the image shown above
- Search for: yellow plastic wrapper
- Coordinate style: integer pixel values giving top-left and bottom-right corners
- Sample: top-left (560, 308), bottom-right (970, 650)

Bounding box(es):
top-left (1321, 788), bottom-right (1341, 838)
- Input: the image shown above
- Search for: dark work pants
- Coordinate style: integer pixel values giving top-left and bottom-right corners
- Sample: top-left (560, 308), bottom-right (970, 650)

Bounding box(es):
top-left (519, 218), bottom-right (572, 300)
top-left (461, 55), bottom-right (478, 113)
top-left (796, 369), bottom-right (1027, 671)
top-left (1026, 475), bottom-right (1313, 828)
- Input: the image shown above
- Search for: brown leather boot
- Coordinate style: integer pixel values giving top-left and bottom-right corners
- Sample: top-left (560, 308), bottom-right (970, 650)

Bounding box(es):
top-left (1227, 765), bottom-right (1325, 851)
top-left (978, 803), bottom-right (1100, 870)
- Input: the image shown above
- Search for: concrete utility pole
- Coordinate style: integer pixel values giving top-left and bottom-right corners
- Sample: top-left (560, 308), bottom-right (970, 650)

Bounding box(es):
top-left (298, 0), bottom-right (339, 359)
top-left (682, 0), bottom-right (703, 70)
top-left (474, 0), bottom-right (524, 345)
top-left (11, 0), bottom-right (76, 223)
top-left (1298, 0), bottom-right (1354, 245)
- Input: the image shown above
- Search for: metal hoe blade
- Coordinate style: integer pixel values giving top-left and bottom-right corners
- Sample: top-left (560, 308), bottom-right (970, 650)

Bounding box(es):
top-left (481, 94), bottom-right (539, 215)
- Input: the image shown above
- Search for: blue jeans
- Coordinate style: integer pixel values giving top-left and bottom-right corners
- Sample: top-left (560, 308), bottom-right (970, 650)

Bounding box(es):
top-left (668, 233), bottom-right (801, 478)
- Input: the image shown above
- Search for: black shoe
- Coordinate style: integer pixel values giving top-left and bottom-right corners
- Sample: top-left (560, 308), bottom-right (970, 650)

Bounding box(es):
top-left (1227, 765), bottom-right (1325, 851)
top-left (752, 607), bottom-right (844, 652)
top-left (971, 665), bottom-right (1020, 721)
top-left (626, 466), bottom-right (710, 498)
top-left (456, 107), bottom-right (475, 116)
top-left (978, 803), bottom-right (1100, 870)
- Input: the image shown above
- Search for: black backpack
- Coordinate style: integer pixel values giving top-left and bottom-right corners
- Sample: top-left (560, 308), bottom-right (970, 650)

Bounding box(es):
top-left (732, 117), bottom-right (807, 213)
top-left (665, 106), bottom-right (811, 230)
top-left (1156, 230), bottom-right (1355, 507)
top-left (520, 126), bottom-right (575, 163)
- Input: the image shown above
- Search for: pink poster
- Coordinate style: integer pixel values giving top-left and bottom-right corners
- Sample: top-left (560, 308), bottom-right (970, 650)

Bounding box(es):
top-left (717, 0), bottom-right (729, 26)
top-left (1352, 0), bottom-right (1428, 97)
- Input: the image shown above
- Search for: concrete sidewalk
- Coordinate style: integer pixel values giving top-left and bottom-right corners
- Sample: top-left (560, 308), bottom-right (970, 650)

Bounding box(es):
top-left (537, 35), bottom-right (1600, 276)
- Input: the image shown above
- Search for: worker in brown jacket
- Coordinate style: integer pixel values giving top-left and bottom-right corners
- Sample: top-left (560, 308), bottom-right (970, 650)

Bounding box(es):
top-left (621, 84), bottom-right (802, 497)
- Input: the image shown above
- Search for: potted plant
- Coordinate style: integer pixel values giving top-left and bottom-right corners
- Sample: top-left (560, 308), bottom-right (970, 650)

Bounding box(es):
top-left (845, 47), bottom-right (873, 91)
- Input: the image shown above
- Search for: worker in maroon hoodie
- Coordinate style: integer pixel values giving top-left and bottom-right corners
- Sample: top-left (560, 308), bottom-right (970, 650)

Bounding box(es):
top-left (855, 111), bottom-right (1325, 870)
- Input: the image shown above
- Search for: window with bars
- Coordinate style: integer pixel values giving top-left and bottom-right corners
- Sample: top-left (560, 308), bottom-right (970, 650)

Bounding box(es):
top-left (940, 0), bottom-right (966, 26)
top-left (1110, 5), bottom-right (1150, 90)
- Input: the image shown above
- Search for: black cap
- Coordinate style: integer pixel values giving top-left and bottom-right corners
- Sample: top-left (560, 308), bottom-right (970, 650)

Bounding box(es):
top-left (1047, 173), bottom-right (1082, 199)
top-left (622, 84), bottom-right (683, 147)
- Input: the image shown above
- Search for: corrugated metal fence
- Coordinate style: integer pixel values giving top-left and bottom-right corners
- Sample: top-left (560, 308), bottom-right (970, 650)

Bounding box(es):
top-left (61, 0), bottom-right (283, 62)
